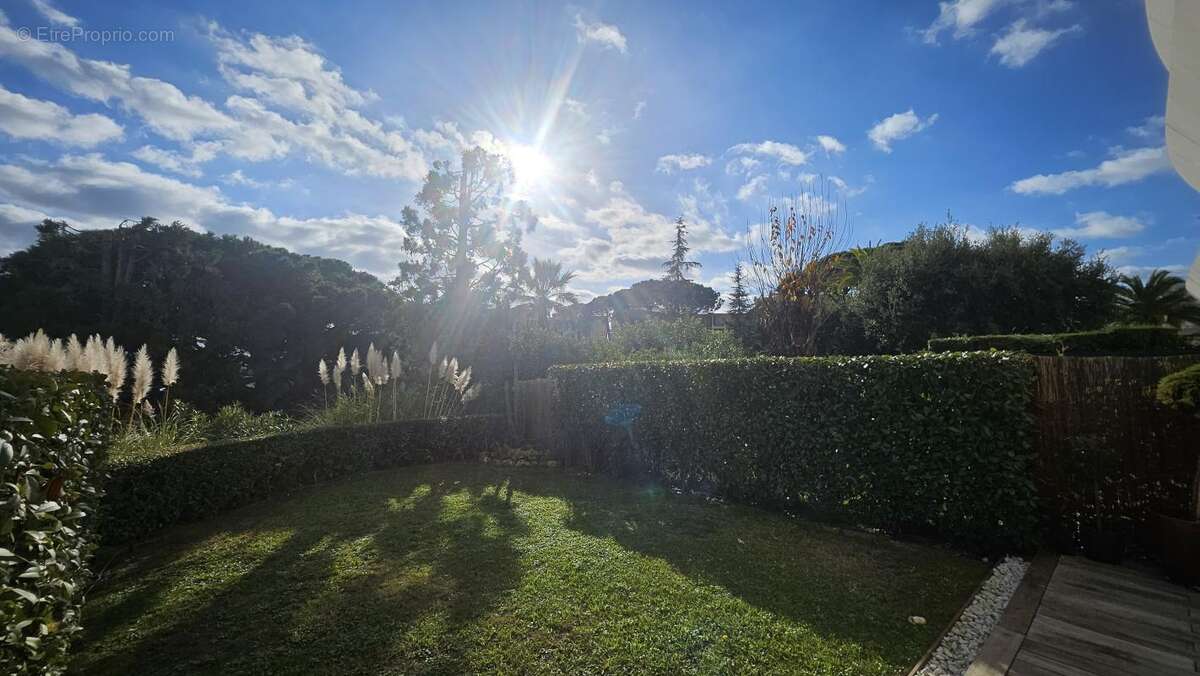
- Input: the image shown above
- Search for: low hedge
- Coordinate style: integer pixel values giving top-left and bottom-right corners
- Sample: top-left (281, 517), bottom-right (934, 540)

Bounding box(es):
top-left (927, 325), bottom-right (1193, 356)
top-left (551, 352), bottom-right (1038, 552)
top-left (99, 416), bottom-right (505, 545)
top-left (1, 368), bottom-right (109, 675)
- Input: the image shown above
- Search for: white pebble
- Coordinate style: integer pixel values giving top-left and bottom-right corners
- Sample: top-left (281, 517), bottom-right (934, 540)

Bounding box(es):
top-left (916, 556), bottom-right (1028, 676)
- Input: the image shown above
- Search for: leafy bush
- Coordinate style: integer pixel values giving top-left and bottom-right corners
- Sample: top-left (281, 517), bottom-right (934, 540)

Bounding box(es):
top-left (0, 368), bottom-right (109, 674)
top-left (927, 325), bottom-right (1192, 356)
top-left (99, 415), bottom-right (505, 545)
top-left (551, 352), bottom-right (1037, 552)
top-left (109, 401), bottom-right (295, 465)
top-left (206, 403), bottom-right (295, 441)
top-left (1157, 363), bottom-right (1200, 413)
top-left (589, 318), bottom-right (745, 362)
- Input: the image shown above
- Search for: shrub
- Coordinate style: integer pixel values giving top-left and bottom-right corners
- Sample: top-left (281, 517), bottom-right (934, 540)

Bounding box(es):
top-left (207, 403), bottom-right (295, 441)
top-left (1157, 363), bottom-right (1200, 413)
top-left (551, 352), bottom-right (1037, 552)
top-left (589, 318), bottom-right (746, 362)
top-left (926, 325), bottom-right (1192, 356)
top-left (0, 368), bottom-right (109, 675)
top-left (99, 415), bottom-right (505, 545)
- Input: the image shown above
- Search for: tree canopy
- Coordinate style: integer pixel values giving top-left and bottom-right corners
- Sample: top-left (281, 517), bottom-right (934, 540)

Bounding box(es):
top-left (0, 218), bottom-right (403, 411)
top-left (843, 224), bottom-right (1117, 353)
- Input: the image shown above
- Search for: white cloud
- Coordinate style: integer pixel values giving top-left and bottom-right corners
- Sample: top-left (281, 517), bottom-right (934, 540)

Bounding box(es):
top-left (633, 100), bottom-right (646, 120)
top-left (828, 175), bottom-right (870, 197)
top-left (728, 140), bottom-right (808, 165)
top-left (0, 202), bottom-right (53, 255)
top-left (0, 18), bottom-right (233, 141)
top-left (0, 153), bottom-right (409, 277)
top-left (222, 169), bottom-right (298, 192)
top-left (573, 14), bottom-right (627, 53)
top-left (29, 0), bottom-right (80, 27)
top-left (990, 19), bottom-right (1081, 67)
top-left (736, 174), bottom-right (769, 202)
top-left (0, 85), bottom-right (122, 147)
top-left (815, 135), bottom-right (846, 155)
top-left (1127, 115), bottom-right (1165, 139)
top-left (656, 153), bottom-right (711, 173)
top-left (1051, 211), bottom-right (1146, 239)
top-left (1010, 146), bottom-right (1171, 195)
top-left (921, 0), bottom-right (1007, 44)
top-left (725, 157), bottom-right (761, 176)
top-left (0, 16), bottom-right (429, 181)
top-left (867, 109), bottom-right (938, 152)
top-left (130, 142), bottom-right (221, 178)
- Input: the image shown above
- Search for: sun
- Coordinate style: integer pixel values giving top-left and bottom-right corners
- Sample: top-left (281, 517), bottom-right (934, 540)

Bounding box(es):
top-left (507, 143), bottom-right (554, 195)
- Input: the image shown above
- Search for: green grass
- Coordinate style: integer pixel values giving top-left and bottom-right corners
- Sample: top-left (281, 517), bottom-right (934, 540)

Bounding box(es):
top-left (73, 464), bottom-right (987, 675)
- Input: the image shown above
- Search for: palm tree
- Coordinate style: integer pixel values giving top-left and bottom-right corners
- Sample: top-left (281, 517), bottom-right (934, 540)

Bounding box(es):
top-left (517, 258), bottom-right (579, 324)
top-left (1115, 269), bottom-right (1200, 326)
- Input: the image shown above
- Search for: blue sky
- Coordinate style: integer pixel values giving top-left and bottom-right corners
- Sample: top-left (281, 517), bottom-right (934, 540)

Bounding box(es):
top-left (0, 0), bottom-right (1195, 299)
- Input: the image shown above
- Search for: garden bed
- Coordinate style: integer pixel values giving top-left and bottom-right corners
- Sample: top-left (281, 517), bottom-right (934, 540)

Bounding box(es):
top-left (74, 464), bottom-right (988, 675)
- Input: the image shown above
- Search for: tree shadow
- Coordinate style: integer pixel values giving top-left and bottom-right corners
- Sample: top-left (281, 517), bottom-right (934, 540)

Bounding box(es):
top-left (548, 472), bottom-right (984, 668)
top-left (73, 469), bottom-right (528, 675)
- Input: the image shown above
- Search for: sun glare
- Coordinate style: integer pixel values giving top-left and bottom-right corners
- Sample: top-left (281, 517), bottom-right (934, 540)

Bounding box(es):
top-left (508, 143), bottom-right (554, 194)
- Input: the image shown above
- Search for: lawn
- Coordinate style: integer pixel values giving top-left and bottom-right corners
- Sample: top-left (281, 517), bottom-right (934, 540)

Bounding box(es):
top-left (73, 464), bottom-right (987, 675)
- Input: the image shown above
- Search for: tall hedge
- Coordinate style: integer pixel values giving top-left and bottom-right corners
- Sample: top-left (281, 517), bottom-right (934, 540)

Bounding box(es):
top-left (551, 353), bottom-right (1037, 552)
top-left (927, 325), bottom-right (1193, 356)
top-left (0, 368), bottom-right (109, 675)
top-left (99, 416), bottom-right (505, 545)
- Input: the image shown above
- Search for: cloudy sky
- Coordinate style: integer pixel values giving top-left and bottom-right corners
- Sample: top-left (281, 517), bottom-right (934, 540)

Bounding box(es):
top-left (0, 0), bottom-right (1195, 299)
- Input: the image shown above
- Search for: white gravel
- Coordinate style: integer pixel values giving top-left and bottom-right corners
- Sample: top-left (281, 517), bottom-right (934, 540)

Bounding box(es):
top-left (916, 555), bottom-right (1029, 676)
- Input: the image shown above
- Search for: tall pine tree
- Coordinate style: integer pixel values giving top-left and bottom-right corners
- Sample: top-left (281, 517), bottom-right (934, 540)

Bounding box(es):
top-left (662, 216), bottom-right (700, 281)
top-left (727, 261), bottom-right (753, 345)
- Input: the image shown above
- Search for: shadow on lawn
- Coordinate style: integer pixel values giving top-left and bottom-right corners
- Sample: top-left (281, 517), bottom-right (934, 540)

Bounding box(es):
top-left (75, 473), bottom-right (528, 676)
top-left (75, 466), bottom-right (973, 674)
top-left (535, 471), bottom-right (972, 668)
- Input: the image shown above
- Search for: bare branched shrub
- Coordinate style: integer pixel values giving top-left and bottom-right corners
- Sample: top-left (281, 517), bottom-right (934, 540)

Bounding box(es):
top-left (746, 179), bottom-right (851, 355)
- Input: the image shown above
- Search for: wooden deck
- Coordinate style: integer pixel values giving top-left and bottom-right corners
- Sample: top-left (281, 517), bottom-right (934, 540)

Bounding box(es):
top-left (966, 554), bottom-right (1200, 676)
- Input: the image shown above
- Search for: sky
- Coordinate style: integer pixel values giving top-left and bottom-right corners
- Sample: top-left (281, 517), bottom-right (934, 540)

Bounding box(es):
top-left (0, 0), bottom-right (1196, 300)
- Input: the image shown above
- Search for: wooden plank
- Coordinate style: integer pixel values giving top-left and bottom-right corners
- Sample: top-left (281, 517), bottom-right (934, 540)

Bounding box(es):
top-left (965, 554), bottom-right (1056, 676)
top-left (1058, 556), bottom-right (1192, 599)
top-left (1009, 648), bottom-right (1110, 676)
top-left (1037, 591), bottom-right (1200, 658)
top-left (1045, 575), bottom-right (1192, 620)
top-left (1018, 635), bottom-right (1198, 676)
top-left (1027, 614), bottom-right (1197, 672)
top-left (1041, 588), bottom-right (1190, 633)
top-left (965, 626), bottom-right (1025, 676)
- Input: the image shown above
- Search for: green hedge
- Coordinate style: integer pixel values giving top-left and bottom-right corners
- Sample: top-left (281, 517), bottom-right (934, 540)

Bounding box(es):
top-left (1, 368), bottom-right (109, 675)
top-left (927, 325), bottom-right (1192, 356)
top-left (99, 416), bottom-right (505, 545)
top-left (551, 353), bottom-right (1037, 552)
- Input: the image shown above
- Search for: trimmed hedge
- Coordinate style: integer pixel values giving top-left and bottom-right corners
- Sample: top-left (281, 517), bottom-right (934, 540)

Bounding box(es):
top-left (1, 368), bottom-right (109, 675)
top-left (99, 416), bottom-right (505, 545)
top-left (551, 353), bottom-right (1038, 552)
top-left (927, 325), bottom-right (1193, 356)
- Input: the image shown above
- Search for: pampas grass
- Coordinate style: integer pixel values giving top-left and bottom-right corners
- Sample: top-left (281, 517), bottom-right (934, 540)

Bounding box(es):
top-left (313, 342), bottom-right (477, 425)
top-left (334, 348), bottom-right (347, 395)
top-left (1, 329), bottom-right (186, 432)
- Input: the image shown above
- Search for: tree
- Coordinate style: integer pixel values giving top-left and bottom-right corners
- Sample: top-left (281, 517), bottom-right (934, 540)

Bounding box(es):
top-left (517, 258), bottom-right (579, 324)
top-left (850, 222), bottom-right (1116, 353)
top-left (746, 186), bottom-right (852, 355)
top-left (727, 262), bottom-right (753, 345)
top-left (392, 146), bottom-right (531, 350)
top-left (1115, 269), bottom-right (1200, 326)
top-left (626, 279), bottom-right (721, 318)
top-left (0, 219), bottom-right (402, 411)
top-left (663, 216), bottom-right (700, 281)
